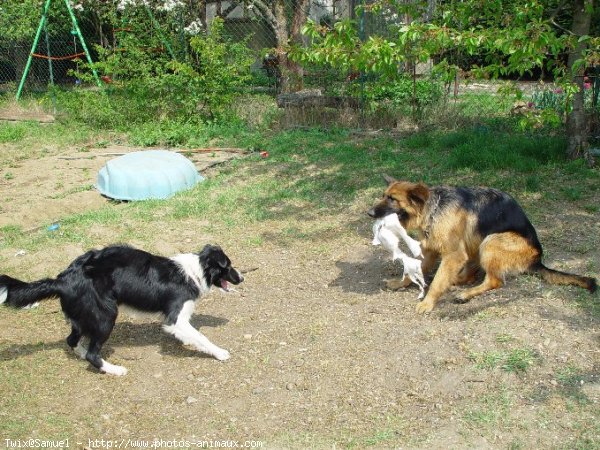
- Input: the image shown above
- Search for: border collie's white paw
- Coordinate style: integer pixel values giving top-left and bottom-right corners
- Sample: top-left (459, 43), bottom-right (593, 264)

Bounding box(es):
top-left (100, 361), bottom-right (128, 376)
top-left (73, 343), bottom-right (88, 359)
top-left (0, 286), bottom-right (7, 304)
top-left (22, 302), bottom-right (39, 309)
top-left (214, 348), bottom-right (230, 361)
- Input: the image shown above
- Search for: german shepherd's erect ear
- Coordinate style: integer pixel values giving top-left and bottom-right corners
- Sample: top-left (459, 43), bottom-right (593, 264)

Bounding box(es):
top-left (407, 182), bottom-right (430, 207)
top-left (382, 174), bottom-right (397, 185)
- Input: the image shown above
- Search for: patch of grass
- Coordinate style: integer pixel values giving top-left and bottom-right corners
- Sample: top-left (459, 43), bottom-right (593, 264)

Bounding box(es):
top-left (468, 350), bottom-right (504, 370)
top-left (571, 421), bottom-right (600, 450)
top-left (0, 414), bottom-right (72, 440)
top-left (404, 132), bottom-right (435, 150)
top-left (495, 333), bottom-right (515, 344)
top-left (561, 186), bottom-right (584, 201)
top-left (502, 348), bottom-right (539, 373)
top-left (343, 415), bottom-right (405, 448)
top-left (508, 438), bottom-right (525, 450)
top-left (244, 235), bottom-right (264, 247)
top-left (554, 365), bottom-right (594, 405)
top-left (362, 428), bottom-right (398, 447)
top-left (468, 347), bottom-right (540, 373)
top-left (126, 119), bottom-right (259, 148)
top-left (0, 123), bottom-right (27, 143)
top-left (49, 184), bottom-right (94, 200)
top-left (0, 224), bottom-right (23, 247)
top-left (3, 122), bottom-right (597, 259)
top-left (570, 289), bottom-right (600, 318)
top-left (463, 387), bottom-right (513, 428)
top-left (525, 174), bottom-right (541, 192)
top-left (443, 130), bottom-right (565, 172)
top-left (556, 365), bottom-right (585, 388)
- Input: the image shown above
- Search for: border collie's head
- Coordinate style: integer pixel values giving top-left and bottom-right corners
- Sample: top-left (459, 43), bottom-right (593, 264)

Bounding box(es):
top-left (199, 245), bottom-right (244, 291)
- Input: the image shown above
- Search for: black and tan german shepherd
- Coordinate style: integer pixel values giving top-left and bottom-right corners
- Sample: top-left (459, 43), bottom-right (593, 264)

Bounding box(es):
top-left (368, 176), bottom-right (597, 313)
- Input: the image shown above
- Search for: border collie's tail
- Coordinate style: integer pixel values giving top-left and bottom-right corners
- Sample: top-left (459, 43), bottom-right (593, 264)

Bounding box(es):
top-left (0, 275), bottom-right (60, 308)
top-left (531, 263), bottom-right (597, 293)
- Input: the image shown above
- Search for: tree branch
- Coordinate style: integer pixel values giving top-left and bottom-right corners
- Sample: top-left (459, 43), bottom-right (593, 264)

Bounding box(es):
top-left (547, 0), bottom-right (570, 23)
top-left (246, 0), bottom-right (278, 29)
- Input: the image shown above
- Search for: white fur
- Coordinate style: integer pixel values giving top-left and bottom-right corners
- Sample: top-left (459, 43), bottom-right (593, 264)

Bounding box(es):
top-left (373, 214), bottom-right (422, 257)
top-left (398, 255), bottom-right (427, 299)
top-left (170, 253), bottom-right (209, 294)
top-left (163, 300), bottom-right (230, 361)
top-left (100, 360), bottom-right (128, 376)
top-left (73, 342), bottom-right (88, 359)
top-left (373, 214), bottom-right (427, 299)
top-left (73, 340), bottom-right (127, 375)
top-left (22, 302), bottom-right (39, 309)
top-left (0, 286), bottom-right (36, 307)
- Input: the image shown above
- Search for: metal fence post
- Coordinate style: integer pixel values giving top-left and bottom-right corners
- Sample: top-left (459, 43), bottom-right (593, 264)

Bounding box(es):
top-left (144, 6), bottom-right (177, 60)
top-left (63, 0), bottom-right (101, 87)
top-left (15, 0), bottom-right (52, 99)
top-left (358, 0), bottom-right (366, 110)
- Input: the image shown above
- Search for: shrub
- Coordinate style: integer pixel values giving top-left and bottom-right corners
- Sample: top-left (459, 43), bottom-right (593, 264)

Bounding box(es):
top-left (74, 18), bottom-right (252, 123)
top-left (365, 76), bottom-right (444, 108)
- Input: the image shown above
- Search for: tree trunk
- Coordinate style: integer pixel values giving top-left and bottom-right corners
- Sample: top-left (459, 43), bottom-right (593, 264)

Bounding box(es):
top-left (422, 0), bottom-right (437, 22)
top-left (566, 0), bottom-right (594, 165)
top-left (274, 0), bottom-right (310, 93)
top-left (193, 0), bottom-right (207, 28)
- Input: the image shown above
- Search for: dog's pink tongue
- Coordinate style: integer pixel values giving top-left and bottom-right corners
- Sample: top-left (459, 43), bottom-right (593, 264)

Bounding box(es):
top-left (220, 280), bottom-right (230, 291)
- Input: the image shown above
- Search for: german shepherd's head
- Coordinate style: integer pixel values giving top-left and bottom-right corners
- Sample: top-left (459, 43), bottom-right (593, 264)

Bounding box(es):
top-left (367, 175), bottom-right (430, 228)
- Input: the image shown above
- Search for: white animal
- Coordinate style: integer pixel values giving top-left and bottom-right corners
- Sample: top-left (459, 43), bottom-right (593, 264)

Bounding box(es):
top-left (372, 214), bottom-right (427, 299)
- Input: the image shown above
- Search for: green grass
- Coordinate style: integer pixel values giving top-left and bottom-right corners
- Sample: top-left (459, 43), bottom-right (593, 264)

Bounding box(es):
top-left (495, 333), bottom-right (515, 344)
top-left (0, 122), bottom-right (27, 143)
top-left (0, 92), bottom-right (267, 168)
top-left (1, 91), bottom-right (598, 278)
top-left (49, 184), bottom-right (94, 200)
top-left (570, 289), bottom-right (600, 317)
top-left (556, 365), bottom-right (586, 387)
top-left (468, 350), bottom-right (504, 370)
top-left (469, 347), bottom-right (540, 373)
top-left (501, 348), bottom-right (540, 373)
top-left (3, 90), bottom-right (596, 194)
top-left (343, 415), bottom-right (406, 449)
top-left (554, 365), bottom-right (594, 405)
top-left (463, 387), bottom-right (513, 428)
top-left (1, 120), bottom-right (598, 259)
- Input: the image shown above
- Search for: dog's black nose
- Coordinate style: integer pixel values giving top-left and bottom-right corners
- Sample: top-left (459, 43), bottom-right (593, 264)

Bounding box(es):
top-left (367, 208), bottom-right (376, 218)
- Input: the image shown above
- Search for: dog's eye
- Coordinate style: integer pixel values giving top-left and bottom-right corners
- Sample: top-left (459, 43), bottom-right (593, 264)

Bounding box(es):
top-left (386, 195), bottom-right (395, 202)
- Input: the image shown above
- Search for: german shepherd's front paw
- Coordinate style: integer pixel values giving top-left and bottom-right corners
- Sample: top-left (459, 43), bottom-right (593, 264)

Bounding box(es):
top-left (415, 299), bottom-right (435, 314)
top-left (453, 294), bottom-right (471, 304)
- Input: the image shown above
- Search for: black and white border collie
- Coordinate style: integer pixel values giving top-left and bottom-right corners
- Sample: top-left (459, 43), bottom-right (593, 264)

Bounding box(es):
top-left (0, 244), bottom-right (244, 376)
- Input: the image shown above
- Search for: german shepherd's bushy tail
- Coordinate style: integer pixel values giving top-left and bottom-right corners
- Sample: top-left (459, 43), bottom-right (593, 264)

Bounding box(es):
top-left (0, 275), bottom-right (60, 308)
top-left (531, 263), bottom-right (597, 293)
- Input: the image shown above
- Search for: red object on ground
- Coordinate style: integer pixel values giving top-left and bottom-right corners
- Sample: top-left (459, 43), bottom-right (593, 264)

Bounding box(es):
top-left (260, 151), bottom-right (269, 158)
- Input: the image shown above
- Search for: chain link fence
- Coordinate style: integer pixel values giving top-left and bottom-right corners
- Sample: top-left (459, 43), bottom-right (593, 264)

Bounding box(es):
top-left (0, 38), bottom-right (92, 91)
top-left (1, 0), bottom-right (598, 132)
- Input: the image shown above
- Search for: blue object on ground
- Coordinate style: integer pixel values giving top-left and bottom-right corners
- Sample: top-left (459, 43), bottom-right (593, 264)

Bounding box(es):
top-left (96, 150), bottom-right (203, 201)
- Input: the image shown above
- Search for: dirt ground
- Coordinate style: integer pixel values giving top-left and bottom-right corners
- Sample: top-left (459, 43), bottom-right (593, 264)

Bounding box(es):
top-left (0, 145), bottom-right (599, 449)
